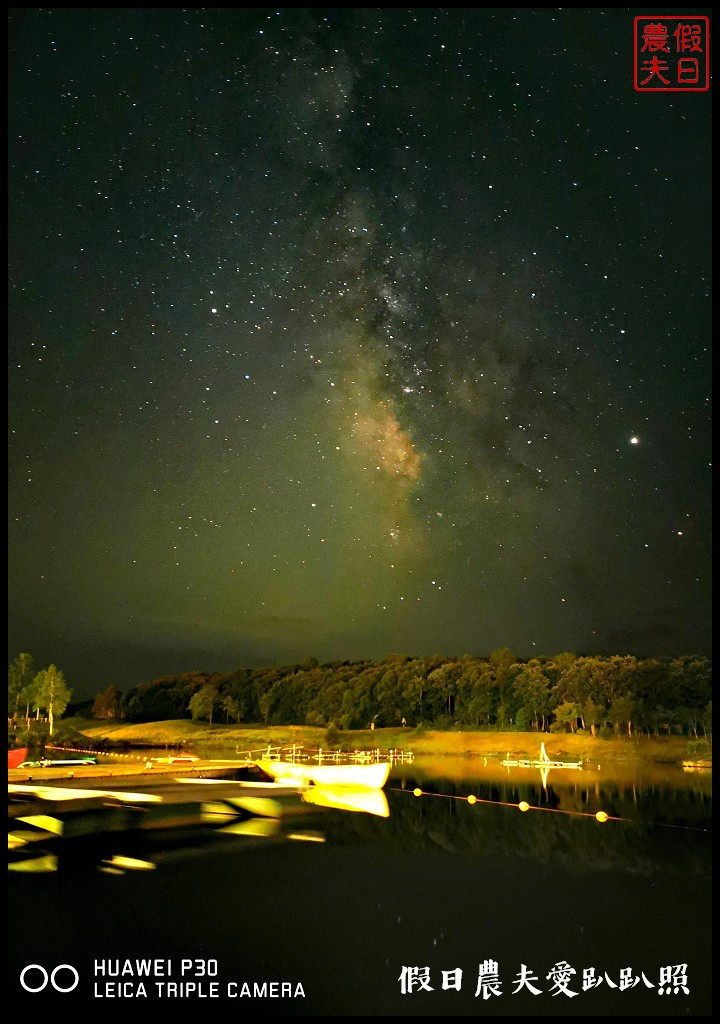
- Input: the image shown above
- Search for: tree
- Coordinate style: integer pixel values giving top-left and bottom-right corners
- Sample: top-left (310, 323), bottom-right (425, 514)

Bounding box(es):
top-left (221, 695), bottom-right (243, 724)
top-left (8, 652), bottom-right (33, 723)
top-left (702, 700), bottom-right (712, 739)
top-left (581, 699), bottom-right (606, 738)
top-left (668, 657), bottom-right (712, 736)
top-left (489, 647), bottom-right (515, 670)
top-left (188, 684), bottom-right (219, 725)
top-left (609, 695), bottom-right (635, 737)
top-left (513, 662), bottom-right (553, 731)
top-left (93, 685), bottom-right (123, 720)
top-left (555, 656), bottom-right (604, 708)
top-left (488, 648), bottom-right (518, 726)
top-left (258, 690), bottom-right (273, 725)
top-left (554, 701), bottom-right (581, 733)
top-left (376, 667), bottom-right (404, 725)
top-left (32, 664), bottom-right (72, 736)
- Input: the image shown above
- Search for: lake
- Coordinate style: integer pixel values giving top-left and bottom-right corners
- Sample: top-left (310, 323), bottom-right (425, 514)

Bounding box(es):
top-left (8, 756), bottom-right (711, 1015)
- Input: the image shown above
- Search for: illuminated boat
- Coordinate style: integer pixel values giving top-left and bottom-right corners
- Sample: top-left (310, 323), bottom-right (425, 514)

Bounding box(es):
top-left (255, 759), bottom-right (390, 790)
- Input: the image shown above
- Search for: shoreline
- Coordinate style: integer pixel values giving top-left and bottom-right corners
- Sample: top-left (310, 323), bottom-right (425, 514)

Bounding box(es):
top-left (50, 718), bottom-right (711, 768)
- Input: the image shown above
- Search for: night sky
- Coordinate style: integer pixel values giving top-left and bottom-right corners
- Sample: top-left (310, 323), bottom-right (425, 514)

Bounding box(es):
top-left (8, 8), bottom-right (712, 699)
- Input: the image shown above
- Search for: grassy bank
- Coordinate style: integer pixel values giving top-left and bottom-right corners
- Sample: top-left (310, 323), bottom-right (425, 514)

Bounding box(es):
top-left (64, 718), bottom-right (707, 766)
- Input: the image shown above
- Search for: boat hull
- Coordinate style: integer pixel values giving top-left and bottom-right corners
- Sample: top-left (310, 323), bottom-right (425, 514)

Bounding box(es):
top-left (255, 759), bottom-right (390, 790)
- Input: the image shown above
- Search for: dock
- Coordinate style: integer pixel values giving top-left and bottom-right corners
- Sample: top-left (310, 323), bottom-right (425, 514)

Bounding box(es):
top-left (8, 757), bottom-right (252, 785)
top-left (8, 769), bottom-right (322, 874)
top-left (501, 742), bottom-right (583, 770)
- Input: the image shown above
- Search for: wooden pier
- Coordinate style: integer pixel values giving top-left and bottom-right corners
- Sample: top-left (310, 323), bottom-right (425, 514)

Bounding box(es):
top-left (235, 743), bottom-right (414, 765)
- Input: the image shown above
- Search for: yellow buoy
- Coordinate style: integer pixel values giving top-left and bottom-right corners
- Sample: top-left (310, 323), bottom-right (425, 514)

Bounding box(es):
top-left (595, 811), bottom-right (609, 823)
top-left (467, 794), bottom-right (477, 805)
top-left (518, 801), bottom-right (530, 812)
top-left (413, 788), bottom-right (423, 797)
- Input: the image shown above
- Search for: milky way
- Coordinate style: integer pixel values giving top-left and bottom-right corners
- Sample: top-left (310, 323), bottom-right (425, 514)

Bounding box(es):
top-left (8, 9), bottom-right (711, 695)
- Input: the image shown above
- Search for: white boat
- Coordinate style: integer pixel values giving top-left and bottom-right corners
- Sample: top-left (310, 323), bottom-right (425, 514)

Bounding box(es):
top-left (255, 759), bottom-right (390, 790)
top-left (15, 756), bottom-right (97, 768)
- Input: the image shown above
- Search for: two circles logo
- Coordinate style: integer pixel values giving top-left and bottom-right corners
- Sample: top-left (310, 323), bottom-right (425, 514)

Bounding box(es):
top-left (20, 964), bottom-right (79, 993)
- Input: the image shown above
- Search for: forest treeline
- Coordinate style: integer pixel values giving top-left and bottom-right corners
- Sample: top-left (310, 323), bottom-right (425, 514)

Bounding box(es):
top-left (87, 650), bottom-right (712, 738)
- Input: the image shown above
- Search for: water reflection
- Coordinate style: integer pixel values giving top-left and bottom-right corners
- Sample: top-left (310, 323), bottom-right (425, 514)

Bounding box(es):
top-left (401, 753), bottom-right (712, 792)
top-left (395, 755), bottom-right (711, 825)
top-left (8, 761), bottom-right (711, 1017)
top-left (302, 785), bottom-right (389, 817)
top-left (9, 759), bottom-right (710, 880)
top-left (309, 759), bottom-right (712, 879)
top-left (8, 772), bottom-right (394, 877)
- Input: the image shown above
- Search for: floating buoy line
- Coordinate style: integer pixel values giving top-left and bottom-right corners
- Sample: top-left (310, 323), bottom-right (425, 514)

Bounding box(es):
top-left (387, 786), bottom-right (709, 832)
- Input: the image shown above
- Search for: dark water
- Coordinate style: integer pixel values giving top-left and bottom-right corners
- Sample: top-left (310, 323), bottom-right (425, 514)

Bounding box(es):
top-left (8, 761), bottom-right (711, 1015)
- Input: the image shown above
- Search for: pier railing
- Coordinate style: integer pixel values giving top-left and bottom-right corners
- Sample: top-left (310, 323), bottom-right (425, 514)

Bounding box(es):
top-left (235, 743), bottom-right (413, 765)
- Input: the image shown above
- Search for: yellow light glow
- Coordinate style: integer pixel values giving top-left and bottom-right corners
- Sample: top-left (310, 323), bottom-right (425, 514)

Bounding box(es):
top-left (287, 832), bottom-right (326, 843)
top-left (8, 854), bottom-right (58, 873)
top-left (103, 855), bottom-right (156, 871)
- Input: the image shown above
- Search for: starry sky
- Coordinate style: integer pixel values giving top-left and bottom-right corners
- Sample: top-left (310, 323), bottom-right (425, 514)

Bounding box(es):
top-left (8, 8), bottom-right (711, 698)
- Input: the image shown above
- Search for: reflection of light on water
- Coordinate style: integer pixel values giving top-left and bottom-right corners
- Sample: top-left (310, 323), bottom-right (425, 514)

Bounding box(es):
top-left (302, 785), bottom-right (389, 818)
top-left (200, 801), bottom-right (241, 824)
top-left (220, 818), bottom-right (279, 838)
top-left (9, 783), bottom-right (162, 803)
top-left (287, 832), bottom-right (325, 843)
top-left (7, 774), bottom-right (386, 877)
top-left (101, 854), bottom-right (156, 872)
top-left (8, 853), bottom-right (58, 873)
top-left (177, 777), bottom-right (299, 788)
top-left (397, 754), bottom-right (710, 795)
top-left (501, 745), bottom-right (583, 793)
top-left (14, 814), bottom-right (63, 835)
top-left (223, 796), bottom-right (287, 818)
top-left (8, 814), bottom-right (64, 849)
